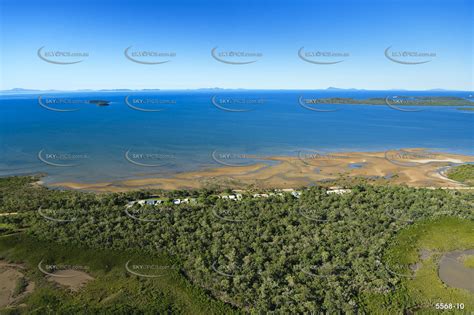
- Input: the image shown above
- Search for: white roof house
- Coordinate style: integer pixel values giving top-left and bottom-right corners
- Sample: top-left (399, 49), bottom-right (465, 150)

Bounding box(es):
top-left (326, 188), bottom-right (351, 195)
top-left (291, 191), bottom-right (301, 198)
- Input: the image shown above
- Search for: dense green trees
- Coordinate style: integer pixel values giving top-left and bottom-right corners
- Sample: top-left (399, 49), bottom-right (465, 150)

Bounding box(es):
top-left (1, 176), bottom-right (473, 313)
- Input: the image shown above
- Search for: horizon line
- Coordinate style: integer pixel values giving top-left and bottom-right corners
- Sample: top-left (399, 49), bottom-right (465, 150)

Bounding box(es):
top-left (2, 87), bottom-right (472, 93)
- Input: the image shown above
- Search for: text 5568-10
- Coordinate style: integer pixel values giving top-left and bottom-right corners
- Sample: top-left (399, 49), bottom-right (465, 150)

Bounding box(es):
top-left (435, 303), bottom-right (464, 310)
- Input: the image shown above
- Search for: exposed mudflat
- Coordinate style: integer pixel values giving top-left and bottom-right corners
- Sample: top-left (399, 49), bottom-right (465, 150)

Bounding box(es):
top-left (438, 249), bottom-right (474, 293)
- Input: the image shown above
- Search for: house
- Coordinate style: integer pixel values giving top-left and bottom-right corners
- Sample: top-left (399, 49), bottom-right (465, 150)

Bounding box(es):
top-left (145, 199), bottom-right (163, 205)
top-left (326, 187), bottom-right (351, 195)
top-left (291, 191), bottom-right (301, 198)
top-left (134, 197), bottom-right (197, 207)
top-left (219, 194), bottom-right (241, 201)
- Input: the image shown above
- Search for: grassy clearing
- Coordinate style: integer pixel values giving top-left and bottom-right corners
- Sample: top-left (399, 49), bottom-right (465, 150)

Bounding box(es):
top-left (461, 255), bottom-right (474, 269)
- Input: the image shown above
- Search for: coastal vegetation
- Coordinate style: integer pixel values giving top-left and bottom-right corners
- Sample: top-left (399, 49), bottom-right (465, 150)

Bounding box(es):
top-left (0, 234), bottom-right (235, 314)
top-left (0, 176), bottom-right (473, 313)
top-left (447, 164), bottom-right (474, 186)
top-left (364, 217), bottom-right (474, 313)
top-left (462, 255), bottom-right (474, 268)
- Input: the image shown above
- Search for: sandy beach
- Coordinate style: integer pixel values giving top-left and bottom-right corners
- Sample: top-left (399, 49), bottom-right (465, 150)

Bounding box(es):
top-left (48, 149), bottom-right (474, 192)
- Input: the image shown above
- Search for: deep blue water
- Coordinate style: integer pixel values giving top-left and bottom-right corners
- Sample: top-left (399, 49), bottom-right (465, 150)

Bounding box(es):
top-left (0, 90), bottom-right (472, 184)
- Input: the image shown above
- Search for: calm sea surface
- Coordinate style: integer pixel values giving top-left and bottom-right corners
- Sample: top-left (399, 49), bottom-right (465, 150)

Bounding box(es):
top-left (0, 90), bottom-right (472, 184)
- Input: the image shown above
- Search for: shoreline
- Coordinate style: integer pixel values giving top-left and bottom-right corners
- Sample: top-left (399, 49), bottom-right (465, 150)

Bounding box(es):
top-left (42, 148), bottom-right (474, 193)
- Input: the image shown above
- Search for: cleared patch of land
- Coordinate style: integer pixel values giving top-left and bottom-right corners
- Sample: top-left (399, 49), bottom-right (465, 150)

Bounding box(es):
top-left (47, 269), bottom-right (94, 292)
top-left (0, 261), bottom-right (34, 308)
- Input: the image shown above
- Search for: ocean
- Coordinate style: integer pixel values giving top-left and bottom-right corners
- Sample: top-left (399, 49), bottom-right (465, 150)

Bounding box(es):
top-left (0, 90), bottom-right (472, 184)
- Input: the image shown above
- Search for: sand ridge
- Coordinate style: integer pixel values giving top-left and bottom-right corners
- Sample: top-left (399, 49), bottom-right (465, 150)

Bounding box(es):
top-left (48, 149), bottom-right (474, 192)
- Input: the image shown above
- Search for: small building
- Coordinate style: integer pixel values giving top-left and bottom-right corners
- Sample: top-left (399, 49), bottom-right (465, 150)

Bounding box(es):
top-left (145, 199), bottom-right (163, 205)
top-left (219, 194), bottom-right (241, 201)
top-left (326, 187), bottom-right (351, 195)
top-left (291, 191), bottom-right (301, 198)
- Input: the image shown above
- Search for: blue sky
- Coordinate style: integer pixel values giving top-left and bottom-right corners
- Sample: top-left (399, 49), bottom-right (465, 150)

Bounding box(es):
top-left (0, 0), bottom-right (472, 90)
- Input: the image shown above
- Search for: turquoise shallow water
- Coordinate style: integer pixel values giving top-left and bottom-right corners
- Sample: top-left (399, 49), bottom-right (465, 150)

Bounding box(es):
top-left (0, 90), bottom-right (472, 184)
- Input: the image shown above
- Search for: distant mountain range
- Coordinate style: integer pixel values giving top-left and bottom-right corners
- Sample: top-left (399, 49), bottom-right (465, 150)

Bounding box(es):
top-left (0, 87), bottom-right (463, 93)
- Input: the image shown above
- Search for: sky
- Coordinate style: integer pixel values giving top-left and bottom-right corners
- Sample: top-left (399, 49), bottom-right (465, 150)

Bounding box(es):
top-left (0, 0), bottom-right (472, 90)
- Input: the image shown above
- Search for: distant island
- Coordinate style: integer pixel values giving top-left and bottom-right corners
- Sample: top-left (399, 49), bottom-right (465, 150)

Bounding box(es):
top-left (88, 100), bottom-right (110, 106)
top-left (302, 96), bottom-right (473, 107)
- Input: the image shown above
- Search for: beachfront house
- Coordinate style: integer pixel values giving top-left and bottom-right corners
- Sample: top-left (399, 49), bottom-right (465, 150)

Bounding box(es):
top-left (145, 199), bottom-right (163, 205)
top-left (219, 194), bottom-right (242, 201)
top-left (253, 193), bottom-right (270, 198)
top-left (326, 187), bottom-right (352, 195)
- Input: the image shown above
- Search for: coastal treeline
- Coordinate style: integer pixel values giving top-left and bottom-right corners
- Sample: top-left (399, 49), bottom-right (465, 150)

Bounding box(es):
top-left (1, 176), bottom-right (473, 313)
top-left (447, 164), bottom-right (474, 186)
